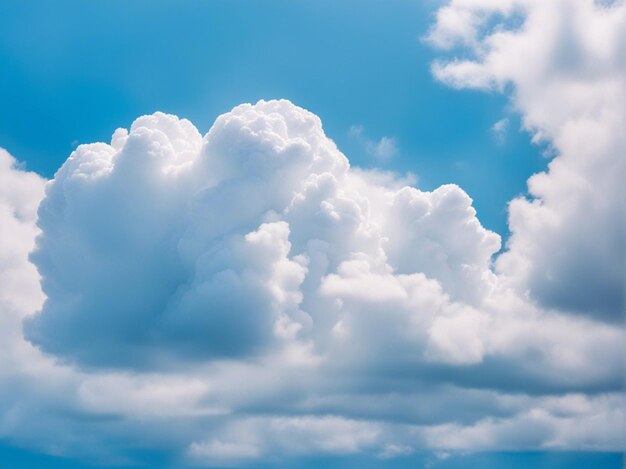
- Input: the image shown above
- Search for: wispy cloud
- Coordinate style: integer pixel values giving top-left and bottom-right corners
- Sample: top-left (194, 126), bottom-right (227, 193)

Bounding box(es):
top-left (348, 124), bottom-right (398, 160)
top-left (490, 117), bottom-right (509, 143)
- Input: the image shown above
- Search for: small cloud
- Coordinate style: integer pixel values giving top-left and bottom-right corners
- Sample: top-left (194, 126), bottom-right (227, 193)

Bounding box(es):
top-left (378, 443), bottom-right (414, 459)
top-left (366, 136), bottom-right (398, 160)
top-left (425, 451), bottom-right (452, 469)
top-left (187, 440), bottom-right (261, 464)
top-left (348, 124), bottom-right (364, 139)
top-left (348, 125), bottom-right (398, 161)
top-left (491, 118), bottom-right (509, 144)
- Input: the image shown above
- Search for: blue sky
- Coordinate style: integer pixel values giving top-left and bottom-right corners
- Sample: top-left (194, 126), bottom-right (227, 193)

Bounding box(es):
top-left (0, 444), bottom-right (621, 469)
top-left (0, 1), bottom-right (623, 468)
top-left (0, 0), bottom-right (545, 237)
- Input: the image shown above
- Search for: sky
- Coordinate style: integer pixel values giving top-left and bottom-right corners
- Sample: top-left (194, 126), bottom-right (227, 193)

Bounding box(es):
top-left (0, 0), bottom-right (546, 237)
top-left (0, 1), bottom-right (624, 468)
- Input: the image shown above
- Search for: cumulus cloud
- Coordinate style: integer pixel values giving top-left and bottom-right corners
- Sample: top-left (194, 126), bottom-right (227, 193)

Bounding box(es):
top-left (0, 149), bottom-right (45, 316)
top-left (22, 99), bottom-right (620, 387)
top-left (24, 101), bottom-right (505, 370)
top-left (427, 0), bottom-right (626, 322)
top-left (0, 97), bottom-right (617, 466)
top-left (26, 103), bottom-right (346, 367)
top-left (0, 1), bottom-right (625, 460)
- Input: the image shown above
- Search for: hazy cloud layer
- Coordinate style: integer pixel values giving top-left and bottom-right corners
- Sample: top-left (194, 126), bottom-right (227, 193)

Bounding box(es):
top-left (0, 0), bottom-right (624, 466)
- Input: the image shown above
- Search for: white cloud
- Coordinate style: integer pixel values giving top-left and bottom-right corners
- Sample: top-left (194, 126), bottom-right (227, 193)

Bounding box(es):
top-left (348, 124), bottom-right (398, 160)
top-left (424, 392), bottom-right (626, 451)
top-left (0, 24), bottom-right (623, 462)
top-left (368, 136), bottom-right (398, 160)
top-left (427, 0), bottom-right (626, 322)
top-left (491, 118), bottom-right (509, 143)
top-left (379, 443), bottom-right (414, 459)
top-left (0, 149), bottom-right (45, 316)
top-left (26, 101), bottom-right (508, 370)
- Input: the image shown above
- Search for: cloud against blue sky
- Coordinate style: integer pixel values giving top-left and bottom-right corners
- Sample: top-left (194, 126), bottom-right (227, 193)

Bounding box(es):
top-left (0, 0), bottom-right (624, 468)
top-left (429, 0), bottom-right (626, 322)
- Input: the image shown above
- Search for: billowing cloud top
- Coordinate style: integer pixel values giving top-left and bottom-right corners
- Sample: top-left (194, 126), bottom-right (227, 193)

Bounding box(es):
top-left (0, 0), bottom-right (625, 466)
top-left (26, 100), bottom-right (506, 370)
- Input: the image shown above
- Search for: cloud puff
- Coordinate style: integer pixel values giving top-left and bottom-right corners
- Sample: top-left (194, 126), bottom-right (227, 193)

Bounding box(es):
top-left (0, 149), bottom-right (45, 316)
top-left (27, 103), bottom-right (343, 366)
top-left (0, 148), bottom-right (45, 377)
top-left (25, 100), bottom-right (505, 370)
top-left (348, 125), bottom-right (398, 160)
top-left (427, 0), bottom-right (626, 322)
top-left (491, 118), bottom-right (509, 143)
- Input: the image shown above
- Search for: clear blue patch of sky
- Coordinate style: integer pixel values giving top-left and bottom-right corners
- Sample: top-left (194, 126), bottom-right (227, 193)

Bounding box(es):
top-left (0, 0), bottom-right (547, 238)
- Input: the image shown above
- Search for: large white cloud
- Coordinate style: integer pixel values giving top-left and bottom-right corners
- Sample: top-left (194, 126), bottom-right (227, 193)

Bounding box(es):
top-left (0, 97), bottom-right (618, 466)
top-left (24, 100), bottom-right (505, 370)
top-left (427, 0), bottom-right (626, 322)
top-left (23, 100), bottom-right (621, 389)
top-left (0, 1), bottom-right (624, 462)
